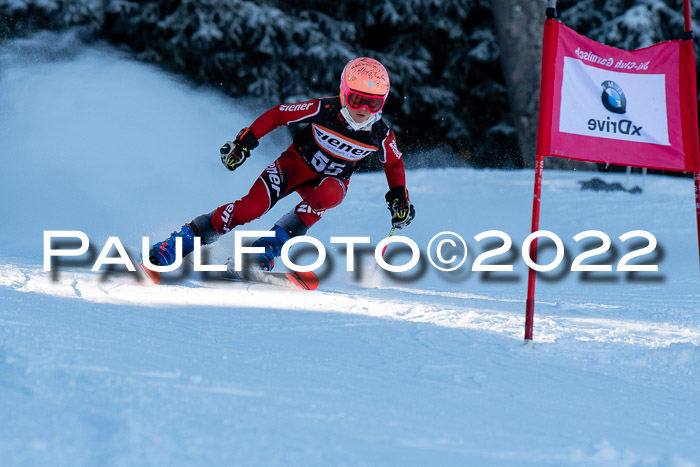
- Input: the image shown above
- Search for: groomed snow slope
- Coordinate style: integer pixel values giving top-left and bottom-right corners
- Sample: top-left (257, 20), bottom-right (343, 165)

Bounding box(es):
top-left (1, 31), bottom-right (699, 466)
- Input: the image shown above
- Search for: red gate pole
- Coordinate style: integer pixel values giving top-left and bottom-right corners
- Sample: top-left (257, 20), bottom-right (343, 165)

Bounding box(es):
top-left (683, 0), bottom-right (700, 276)
top-left (524, 2), bottom-right (558, 344)
top-left (695, 173), bottom-right (700, 275)
top-left (524, 154), bottom-right (544, 343)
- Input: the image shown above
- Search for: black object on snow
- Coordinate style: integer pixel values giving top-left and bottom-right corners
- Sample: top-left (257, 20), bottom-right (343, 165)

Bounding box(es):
top-left (578, 178), bottom-right (643, 194)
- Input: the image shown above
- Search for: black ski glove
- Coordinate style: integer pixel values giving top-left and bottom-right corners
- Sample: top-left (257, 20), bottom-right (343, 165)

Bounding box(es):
top-left (385, 185), bottom-right (415, 229)
top-left (220, 127), bottom-right (259, 171)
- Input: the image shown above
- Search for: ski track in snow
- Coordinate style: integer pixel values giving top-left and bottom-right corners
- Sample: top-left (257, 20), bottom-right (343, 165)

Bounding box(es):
top-left (2, 262), bottom-right (698, 349)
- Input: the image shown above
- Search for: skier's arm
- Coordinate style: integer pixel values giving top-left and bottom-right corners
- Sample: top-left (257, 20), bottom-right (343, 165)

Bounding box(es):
top-left (382, 159), bottom-right (406, 188)
top-left (379, 130), bottom-right (415, 229)
top-left (249, 99), bottom-right (322, 139)
top-left (220, 99), bottom-right (322, 171)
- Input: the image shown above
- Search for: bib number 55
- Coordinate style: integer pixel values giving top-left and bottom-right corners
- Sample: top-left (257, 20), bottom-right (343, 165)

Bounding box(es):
top-left (311, 152), bottom-right (345, 176)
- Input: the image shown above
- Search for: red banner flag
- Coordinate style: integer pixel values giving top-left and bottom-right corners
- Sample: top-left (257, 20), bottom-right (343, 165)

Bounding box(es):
top-left (537, 19), bottom-right (700, 172)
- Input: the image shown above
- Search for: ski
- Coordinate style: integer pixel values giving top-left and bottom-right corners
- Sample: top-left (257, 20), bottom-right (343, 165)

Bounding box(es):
top-left (224, 269), bottom-right (319, 291)
top-left (282, 270), bottom-right (319, 290)
top-left (139, 261), bottom-right (318, 291)
top-left (140, 263), bottom-right (162, 284)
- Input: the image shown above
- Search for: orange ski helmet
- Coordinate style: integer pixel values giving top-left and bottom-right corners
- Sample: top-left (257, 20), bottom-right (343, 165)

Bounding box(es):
top-left (339, 57), bottom-right (390, 114)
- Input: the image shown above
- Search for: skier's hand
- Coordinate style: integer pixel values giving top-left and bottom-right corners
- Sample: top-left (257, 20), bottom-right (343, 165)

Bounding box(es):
top-left (385, 186), bottom-right (415, 229)
top-left (220, 127), bottom-right (259, 171)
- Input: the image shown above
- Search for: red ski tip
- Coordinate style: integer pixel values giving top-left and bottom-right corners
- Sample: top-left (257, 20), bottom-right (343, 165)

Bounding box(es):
top-left (141, 263), bottom-right (162, 284)
top-left (284, 271), bottom-right (319, 290)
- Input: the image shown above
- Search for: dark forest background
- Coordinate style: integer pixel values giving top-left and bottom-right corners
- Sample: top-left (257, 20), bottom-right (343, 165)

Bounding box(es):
top-left (2, 0), bottom-right (699, 172)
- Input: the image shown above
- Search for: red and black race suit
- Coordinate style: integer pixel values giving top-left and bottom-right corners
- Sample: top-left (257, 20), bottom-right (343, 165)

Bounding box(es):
top-left (250, 96), bottom-right (405, 185)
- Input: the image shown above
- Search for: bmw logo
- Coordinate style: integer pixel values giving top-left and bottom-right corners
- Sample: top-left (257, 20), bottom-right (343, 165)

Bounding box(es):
top-left (600, 80), bottom-right (626, 114)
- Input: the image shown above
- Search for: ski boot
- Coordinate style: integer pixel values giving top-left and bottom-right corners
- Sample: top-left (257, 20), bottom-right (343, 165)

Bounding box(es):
top-left (149, 223), bottom-right (196, 266)
top-left (250, 224), bottom-right (291, 271)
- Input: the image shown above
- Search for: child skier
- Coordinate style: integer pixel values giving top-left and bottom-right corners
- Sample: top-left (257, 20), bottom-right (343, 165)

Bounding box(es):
top-left (148, 57), bottom-right (415, 272)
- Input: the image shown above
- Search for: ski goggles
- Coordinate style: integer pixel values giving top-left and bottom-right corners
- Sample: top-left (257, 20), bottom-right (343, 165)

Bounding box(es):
top-left (344, 89), bottom-right (386, 114)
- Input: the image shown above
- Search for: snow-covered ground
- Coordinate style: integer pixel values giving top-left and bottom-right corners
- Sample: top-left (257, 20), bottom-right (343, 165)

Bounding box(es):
top-left (1, 31), bottom-right (699, 466)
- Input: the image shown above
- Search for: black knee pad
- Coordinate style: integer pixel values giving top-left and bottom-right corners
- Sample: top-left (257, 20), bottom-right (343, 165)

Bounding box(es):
top-left (190, 211), bottom-right (222, 245)
top-left (274, 212), bottom-right (309, 238)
